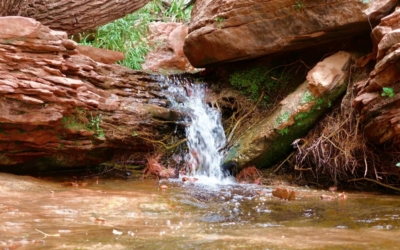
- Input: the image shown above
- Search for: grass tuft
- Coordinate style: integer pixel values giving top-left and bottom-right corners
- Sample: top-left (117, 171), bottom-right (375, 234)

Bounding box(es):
top-left (77, 0), bottom-right (193, 70)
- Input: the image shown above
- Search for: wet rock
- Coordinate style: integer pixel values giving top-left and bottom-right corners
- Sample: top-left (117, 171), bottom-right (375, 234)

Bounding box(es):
top-left (272, 188), bottom-right (296, 201)
top-left (142, 22), bottom-right (196, 73)
top-left (320, 194), bottom-right (336, 201)
top-left (184, 0), bottom-right (397, 67)
top-left (354, 8), bottom-right (400, 147)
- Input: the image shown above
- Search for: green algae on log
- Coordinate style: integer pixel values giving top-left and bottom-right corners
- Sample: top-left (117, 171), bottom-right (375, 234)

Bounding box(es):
top-left (224, 51), bottom-right (353, 169)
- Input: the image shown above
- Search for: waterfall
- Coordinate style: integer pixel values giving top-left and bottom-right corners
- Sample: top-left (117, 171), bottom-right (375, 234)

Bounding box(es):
top-left (159, 75), bottom-right (230, 182)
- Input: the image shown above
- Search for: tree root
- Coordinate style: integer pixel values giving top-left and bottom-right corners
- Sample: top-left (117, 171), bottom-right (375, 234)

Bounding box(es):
top-left (138, 136), bottom-right (187, 150)
top-left (226, 91), bottom-right (265, 143)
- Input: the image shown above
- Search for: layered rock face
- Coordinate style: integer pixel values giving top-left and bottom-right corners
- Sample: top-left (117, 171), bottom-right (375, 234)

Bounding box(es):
top-left (354, 8), bottom-right (400, 147)
top-left (184, 0), bottom-right (397, 68)
top-left (0, 17), bottom-right (179, 170)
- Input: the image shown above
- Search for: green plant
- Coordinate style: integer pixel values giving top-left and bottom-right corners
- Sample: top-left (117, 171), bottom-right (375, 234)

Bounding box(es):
top-left (78, 0), bottom-right (193, 70)
top-left (294, 0), bottom-right (304, 12)
top-left (87, 113), bottom-right (105, 138)
top-left (215, 17), bottom-right (225, 29)
top-left (382, 87), bottom-right (395, 98)
top-left (229, 66), bottom-right (291, 105)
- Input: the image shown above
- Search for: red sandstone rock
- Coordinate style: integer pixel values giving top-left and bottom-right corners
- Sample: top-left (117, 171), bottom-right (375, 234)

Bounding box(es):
top-left (184, 0), bottom-right (397, 68)
top-left (77, 45), bottom-right (124, 64)
top-left (0, 17), bottom-right (179, 169)
top-left (142, 22), bottom-right (196, 72)
top-left (354, 8), bottom-right (400, 146)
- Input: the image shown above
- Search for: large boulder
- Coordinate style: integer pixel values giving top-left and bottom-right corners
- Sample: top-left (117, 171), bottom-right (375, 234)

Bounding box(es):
top-left (184, 0), bottom-right (397, 68)
top-left (0, 17), bottom-right (180, 170)
top-left (354, 8), bottom-right (400, 147)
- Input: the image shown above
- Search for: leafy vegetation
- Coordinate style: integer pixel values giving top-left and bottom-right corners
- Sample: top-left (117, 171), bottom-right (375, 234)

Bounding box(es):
top-left (77, 0), bottom-right (193, 70)
top-left (229, 66), bottom-right (291, 106)
top-left (215, 17), bottom-right (225, 29)
top-left (294, 0), bottom-right (305, 12)
top-left (381, 87), bottom-right (395, 98)
top-left (87, 113), bottom-right (105, 138)
top-left (62, 109), bottom-right (104, 138)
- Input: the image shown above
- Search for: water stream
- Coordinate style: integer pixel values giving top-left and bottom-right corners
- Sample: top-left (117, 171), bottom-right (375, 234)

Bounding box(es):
top-left (160, 75), bottom-right (229, 183)
top-left (0, 173), bottom-right (400, 249)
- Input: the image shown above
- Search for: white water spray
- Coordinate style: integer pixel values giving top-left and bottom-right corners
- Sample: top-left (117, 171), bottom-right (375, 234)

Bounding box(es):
top-left (159, 75), bottom-right (230, 182)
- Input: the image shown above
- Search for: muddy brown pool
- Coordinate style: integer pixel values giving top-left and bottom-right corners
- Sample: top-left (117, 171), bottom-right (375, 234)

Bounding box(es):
top-left (0, 173), bottom-right (399, 249)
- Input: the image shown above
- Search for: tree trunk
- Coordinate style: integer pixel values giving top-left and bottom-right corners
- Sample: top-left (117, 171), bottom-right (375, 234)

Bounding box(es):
top-left (1, 0), bottom-right (151, 36)
top-left (0, 16), bottom-right (183, 170)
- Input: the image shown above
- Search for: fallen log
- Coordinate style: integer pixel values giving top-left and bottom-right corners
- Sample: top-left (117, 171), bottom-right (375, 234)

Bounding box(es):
top-left (224, 51), bottom-right (353, 169)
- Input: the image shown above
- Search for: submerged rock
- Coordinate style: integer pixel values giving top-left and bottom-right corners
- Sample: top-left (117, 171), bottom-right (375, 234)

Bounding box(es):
top-left (184, 0), bottom-right (396, 67)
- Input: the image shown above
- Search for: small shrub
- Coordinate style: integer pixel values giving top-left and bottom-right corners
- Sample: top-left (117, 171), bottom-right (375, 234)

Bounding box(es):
top-left (215, 17), bottom-right (225, 29)
top-left (382, 87), bottom-right (395, 98)
top-left (294, 0), bottom-right (304, 12)
top-left (87, 113), bottom-right (104, 138)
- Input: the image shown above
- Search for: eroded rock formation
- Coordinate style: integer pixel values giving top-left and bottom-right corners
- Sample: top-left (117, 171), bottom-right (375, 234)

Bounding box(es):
top-left (184, 0), bottom-right (397, 68)
top-left (354, 8), bottom-right (400, 147)
top-left (0, 17), bottom-right (180, 170)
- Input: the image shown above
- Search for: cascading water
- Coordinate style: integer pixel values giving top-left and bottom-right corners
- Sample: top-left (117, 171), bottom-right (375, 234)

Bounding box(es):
top-left (159, 75), bottom-right (230, 182)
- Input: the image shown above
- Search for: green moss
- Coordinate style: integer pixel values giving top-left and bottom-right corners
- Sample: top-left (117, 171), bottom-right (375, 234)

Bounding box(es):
top-left (229, 66), bottom-right (291, 106)
top-left (247, 79), bottom-right (348, 168)
top-left (275, 111), bottom-right (291, 127)
top-left (62, 115), bottom-right (87, 131)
